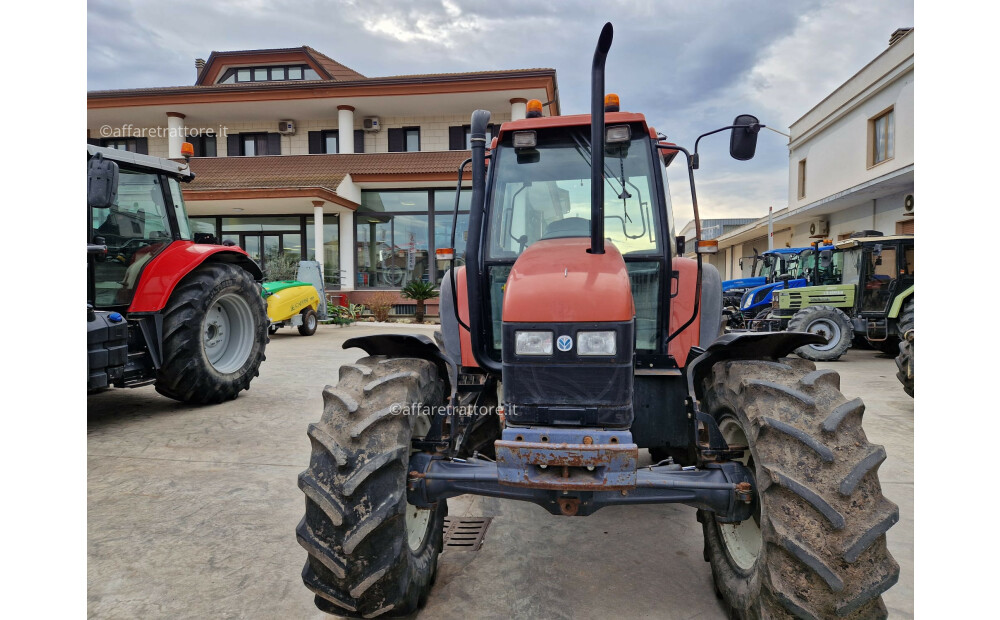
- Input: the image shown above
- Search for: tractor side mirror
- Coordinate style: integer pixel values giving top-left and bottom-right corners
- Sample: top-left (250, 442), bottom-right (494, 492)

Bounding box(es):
top-left (819, 249), bottom-right (833, 269)
top-left (729, 114), bottom-right (761, 161)
top-left (676, 236), bottom-right (686, 255)
top-left (775, 273), bottom-right (793, 282)
top-left (88, 153), bottom-right (119, 209)
top-left (738, 257), bottom-right (744, 270)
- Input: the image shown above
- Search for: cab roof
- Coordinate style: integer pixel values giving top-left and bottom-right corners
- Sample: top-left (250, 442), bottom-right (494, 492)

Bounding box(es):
top-left (87, 144), bottom-right (194, 181)
top-left (495, 112), bottom-right (656, 141)
top-left (834, 234), bottom-right (913, 250)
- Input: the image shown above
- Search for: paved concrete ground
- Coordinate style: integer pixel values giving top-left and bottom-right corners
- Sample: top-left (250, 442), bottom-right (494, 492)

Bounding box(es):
top-left (88, 324), bottom-right (913, 619)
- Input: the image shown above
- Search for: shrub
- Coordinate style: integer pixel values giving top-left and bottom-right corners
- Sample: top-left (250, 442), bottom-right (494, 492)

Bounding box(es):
top-left (366, 292), bottom-right (396, 322)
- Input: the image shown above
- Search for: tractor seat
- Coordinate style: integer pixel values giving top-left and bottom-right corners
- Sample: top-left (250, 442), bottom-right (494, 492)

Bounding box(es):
top-left (541, 217), bottom-right (591, 239)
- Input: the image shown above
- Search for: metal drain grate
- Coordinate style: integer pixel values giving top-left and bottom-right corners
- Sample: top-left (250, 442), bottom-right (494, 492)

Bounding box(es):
top-left (442, 517), bottom-right (492, 551)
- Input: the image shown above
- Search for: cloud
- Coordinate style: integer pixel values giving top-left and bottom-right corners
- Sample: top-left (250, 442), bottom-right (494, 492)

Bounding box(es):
top-left (87, 0), bottom-right (914, 220)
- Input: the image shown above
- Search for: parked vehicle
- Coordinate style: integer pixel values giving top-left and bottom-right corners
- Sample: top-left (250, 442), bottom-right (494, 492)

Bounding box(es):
top-left (770, 233), bottom-right (914, 361)
top-left (296, 24), bottom-right (898, 618)
top-left (263, 280), bottom-right (321, 336)
top-left (736, 241), bottom-right (841, 329)
top-left (721, 247), bottom-right (803, 327)
top-left (87, 144), bottom-right (268, 403)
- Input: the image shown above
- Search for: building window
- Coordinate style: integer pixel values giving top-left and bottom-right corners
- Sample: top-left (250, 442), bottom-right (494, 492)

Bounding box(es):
top-left (404, 127), bottom-right (420, 152)
top-left (896, 219), bottom-right (914, 235)
top-left (869, 107), bottom-right (895, 166)
top-left (187, 134), bottom-right (217, 157)
top-left (218, 65), bottom-right (317, 84)
top-left (322, 131), bottom-right (339, 154)
top-left (102, 138), bottom-right (138, 151)
top-left (463, 125), bottom-right (494, 149)
top-left (797, 159), bottom-right (807, 199)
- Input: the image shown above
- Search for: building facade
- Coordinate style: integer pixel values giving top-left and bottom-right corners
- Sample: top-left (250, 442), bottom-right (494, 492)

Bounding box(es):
top-left (87, 46), bottom-right (559, 311)
top-left (707, 28), bottom-right (914, 280)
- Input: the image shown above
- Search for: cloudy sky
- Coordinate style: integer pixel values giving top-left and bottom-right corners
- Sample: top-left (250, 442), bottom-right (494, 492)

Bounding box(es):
top-left (88, 0), bottom-right (914, 226)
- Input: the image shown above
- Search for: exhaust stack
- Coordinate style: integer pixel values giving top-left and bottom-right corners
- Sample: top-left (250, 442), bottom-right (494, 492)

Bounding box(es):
top-left (590, 22), bottom-right (613, 255)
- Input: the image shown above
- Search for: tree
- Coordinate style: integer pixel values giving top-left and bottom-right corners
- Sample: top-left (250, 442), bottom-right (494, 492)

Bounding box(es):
top-left (400, 280), bottom-right (439, 323)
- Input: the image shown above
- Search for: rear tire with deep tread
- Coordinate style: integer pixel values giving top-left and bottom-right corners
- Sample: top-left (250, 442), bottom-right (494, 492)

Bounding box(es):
top-left (788, 306), bottom-right (853, 361)
top-left (299, 307), bottom-right (318, 336)
top-left (155, 262), bottom-right (268, 404)
top-left (298, 356), bottom-right (446, 618)
top-left (894, 298), bottom-right (914, 397)
top-left (699, 358), bottom-right (899, 618)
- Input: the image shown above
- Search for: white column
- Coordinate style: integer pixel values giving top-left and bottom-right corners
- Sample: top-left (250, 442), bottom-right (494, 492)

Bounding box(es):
top-left (725, 247), bottom-right (733, 280)
top-left (166, 112), bottom-right (186, 158)
top-left (312, 201), bottom-right (325, 281)
top-left (510, 98), bottom-right (527, 121)
top-left (338, 106), bottom-right (355, 154)
top-left (339, 210), bottom-right (355, 291)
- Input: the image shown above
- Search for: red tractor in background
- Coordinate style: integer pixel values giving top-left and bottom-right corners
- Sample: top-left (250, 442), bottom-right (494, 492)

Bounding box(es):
top-left (87, 144), bottom-right (268, 403)
top-left (297, 23), bottom-right (898, 618)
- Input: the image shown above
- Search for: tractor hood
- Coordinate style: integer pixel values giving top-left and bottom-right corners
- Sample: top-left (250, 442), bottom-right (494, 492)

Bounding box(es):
top-left (502, 237), bottom-right (634, 323)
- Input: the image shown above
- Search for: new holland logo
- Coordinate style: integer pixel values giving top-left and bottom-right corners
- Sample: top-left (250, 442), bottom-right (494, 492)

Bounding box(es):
top-left (556, 335), bottom-right (573, 352)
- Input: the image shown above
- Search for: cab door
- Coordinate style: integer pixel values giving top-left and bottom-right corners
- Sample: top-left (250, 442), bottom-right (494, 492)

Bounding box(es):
top-left (859, 243), bottom-right (906, 313)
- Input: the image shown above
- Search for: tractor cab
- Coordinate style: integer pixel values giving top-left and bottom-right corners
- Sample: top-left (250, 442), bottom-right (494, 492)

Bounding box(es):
top-left (835, 234), bottom-right (914, 333)
top-left (88, 145), bottom-right (196, 309)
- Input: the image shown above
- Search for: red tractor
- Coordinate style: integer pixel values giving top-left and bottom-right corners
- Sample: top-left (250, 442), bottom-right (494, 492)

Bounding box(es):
top-left (87, 144), bottom-right (268, 403)
top-left (297, 24), bottom-right (898, 617)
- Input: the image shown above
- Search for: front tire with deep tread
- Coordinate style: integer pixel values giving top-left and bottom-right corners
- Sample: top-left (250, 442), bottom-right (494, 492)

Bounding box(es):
top-left (155, 262), bottom-right (268, 404)
top-left (699, 358), bottom-right (899, 618)
top-left (788, 306), bottom-right (853, 361)
top-left (298, 356), bottom-right (446, 618)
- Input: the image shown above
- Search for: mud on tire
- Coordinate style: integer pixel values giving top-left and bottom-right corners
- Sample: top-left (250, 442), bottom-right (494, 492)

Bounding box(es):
top-left (155, 262), bottom-right (268, 404)
top-left (698, 358), bottom-right (899, 618)
top-left (297, 356), bottom-right (447, 618)
top-left (788, 306), bottom-right (853, 361)
top-left (894, 298), bottom-right (914, 397)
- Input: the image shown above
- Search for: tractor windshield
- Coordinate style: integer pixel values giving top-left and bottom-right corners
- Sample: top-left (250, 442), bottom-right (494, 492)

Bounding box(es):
top-left (486, 125), bottom-right (659, 259)
top-left (90, 169), bottom-right (184, 307)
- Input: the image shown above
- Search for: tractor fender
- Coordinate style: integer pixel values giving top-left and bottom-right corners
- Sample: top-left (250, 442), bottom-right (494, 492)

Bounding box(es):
top-left (343, 334), bottom-right (459, 398)
top-left (685, 331), bottom-right (827, 401)
top-left (128, 241), bottom-right (263, 313)
top-left (887, 286), bottom-right (913, 319)
top-left (438, 266), bottom-right (477, 368)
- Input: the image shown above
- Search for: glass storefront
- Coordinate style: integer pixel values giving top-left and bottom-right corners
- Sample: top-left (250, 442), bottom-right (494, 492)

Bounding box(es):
top-left (190, 214), bottom-right (340, 286)
top-left (188, 188), bottom-right (471, 290)
top-left (356, 189), bottom-right (470, 289)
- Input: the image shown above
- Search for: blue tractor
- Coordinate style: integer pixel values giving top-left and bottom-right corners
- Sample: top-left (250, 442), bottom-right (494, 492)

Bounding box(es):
top-left (722, 246), bottom-right (817, 328)
top-left (738, 243), bottom-right (841, 330)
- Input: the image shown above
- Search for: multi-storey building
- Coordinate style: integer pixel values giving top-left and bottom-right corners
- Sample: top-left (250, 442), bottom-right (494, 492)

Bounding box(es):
top-left (88, 46), bottom-right (559, 310)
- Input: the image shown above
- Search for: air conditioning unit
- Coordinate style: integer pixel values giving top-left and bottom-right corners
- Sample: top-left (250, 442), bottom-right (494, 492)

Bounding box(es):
top-left (363, 117), bottom-right (381, 132)
top-left (904, 193), bottom-right (914, 214)
top-left (808, 219), bottom-right (829, 238)
top-left (278, 120), bottom-right (296, 135)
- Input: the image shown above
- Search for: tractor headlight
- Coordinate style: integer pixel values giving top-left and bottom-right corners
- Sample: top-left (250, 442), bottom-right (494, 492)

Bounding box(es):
top-left (577, 331), bottom-right (617, 356)
top-left (515, 331), bottom-right (553, 356)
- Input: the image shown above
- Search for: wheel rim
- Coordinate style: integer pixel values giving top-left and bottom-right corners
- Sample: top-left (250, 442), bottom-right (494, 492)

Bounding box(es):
top-left (805, 317), bottom-right (842, 351)
top-left (405, 412), bottom-right (434, 551)
top-left (716, 416), bottom-right (762, 571)
top-left (203, 292), bottom-right (255, 373)
top-left (306, 313), bottom-right (317, 330)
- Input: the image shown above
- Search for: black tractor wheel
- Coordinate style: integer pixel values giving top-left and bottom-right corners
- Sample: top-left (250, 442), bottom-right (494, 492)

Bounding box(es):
top-left (698, 358), bottom-right (899, 618)
top-left (894, 299), bottom-right (914, 397)
top-left (155, 262), bottom-right (268, 404)
top-left (749, 309), bottom-right (772, 332)
top-left (268, 324), bottom-right (280, 335)
top-left (787, 306), bottom-right (853, 361)
top-left (297, 356), bottom-right (446, 618)
top-left (298, 308), bottom-right (318, 336)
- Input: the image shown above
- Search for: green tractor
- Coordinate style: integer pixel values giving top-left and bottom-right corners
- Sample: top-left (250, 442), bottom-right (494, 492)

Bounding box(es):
top-left (771, 233), bottom-right (914, 368)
